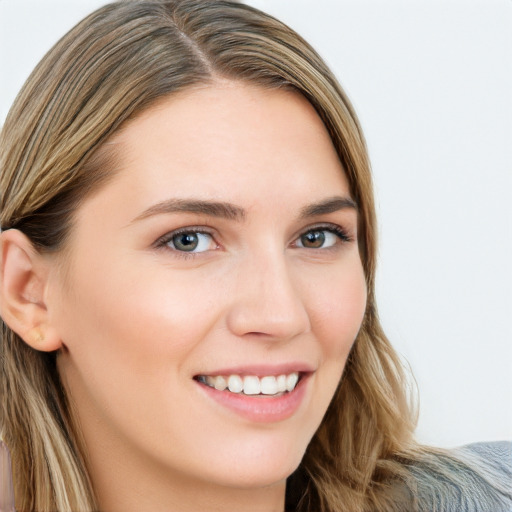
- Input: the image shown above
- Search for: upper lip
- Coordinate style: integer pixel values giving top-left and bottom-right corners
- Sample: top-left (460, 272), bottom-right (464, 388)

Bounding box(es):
top-left (194, 362), bottom-right (315, 378)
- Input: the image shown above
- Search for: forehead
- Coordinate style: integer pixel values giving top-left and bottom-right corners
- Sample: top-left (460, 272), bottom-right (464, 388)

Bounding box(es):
top-left (79, 82), bottom-right (350, 221)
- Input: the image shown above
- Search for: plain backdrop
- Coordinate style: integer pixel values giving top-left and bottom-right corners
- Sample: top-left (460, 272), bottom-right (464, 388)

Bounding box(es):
top-left (1, 0), bottom-right (511, 448)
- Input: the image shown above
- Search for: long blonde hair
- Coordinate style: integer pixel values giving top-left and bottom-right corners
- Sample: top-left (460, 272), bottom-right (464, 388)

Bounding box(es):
top-left (0, 2), bottom-right (509, 511)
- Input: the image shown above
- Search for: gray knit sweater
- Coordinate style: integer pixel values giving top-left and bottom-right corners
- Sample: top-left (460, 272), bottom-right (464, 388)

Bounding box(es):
top-left (411, 441), bottom-right (512, 512)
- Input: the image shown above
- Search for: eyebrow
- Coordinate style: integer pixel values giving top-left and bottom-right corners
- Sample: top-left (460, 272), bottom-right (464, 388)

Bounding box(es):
top-left (131, 195), bottom-right (357, 224)
top-left (131, 199), bottom-right (246, 223)
top-left (299, 196), bottom-right (358, 218)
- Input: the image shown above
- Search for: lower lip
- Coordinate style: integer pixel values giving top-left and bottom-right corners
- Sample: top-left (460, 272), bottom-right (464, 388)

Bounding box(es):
top-left (196, 376), bottom-right (309, 423)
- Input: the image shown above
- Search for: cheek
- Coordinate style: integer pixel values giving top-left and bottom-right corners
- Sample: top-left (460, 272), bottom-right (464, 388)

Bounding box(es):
top-left (292, 261), bottom-right (366, 446)
top-left (307, 262), bottom-right (367, 360)
top-left (55, 259), bottom-right (228, 450)
top-left (54, 255), bottom-right (226, 412)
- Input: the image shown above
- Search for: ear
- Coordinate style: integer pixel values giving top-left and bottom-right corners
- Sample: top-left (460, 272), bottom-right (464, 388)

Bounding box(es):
top-left (0, 229), bottom-right (62, 352)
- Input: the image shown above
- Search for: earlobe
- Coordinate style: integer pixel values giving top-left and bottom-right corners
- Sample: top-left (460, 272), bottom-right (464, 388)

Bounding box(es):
top-left (24, 324), bottom-right (62, 352)
top-left (0, 229), bottom-right (62, 352)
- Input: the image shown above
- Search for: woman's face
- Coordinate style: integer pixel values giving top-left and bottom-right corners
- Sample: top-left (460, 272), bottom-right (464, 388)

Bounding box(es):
top-left (50, 82), bottom-right (367, 496)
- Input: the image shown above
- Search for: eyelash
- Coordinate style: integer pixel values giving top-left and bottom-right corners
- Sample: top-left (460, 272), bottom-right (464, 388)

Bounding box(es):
top-left (301, 224), bottom-right (352, 246)
top-left (154, 227), bottom-right (216, 259)
top-left (154, 223), bottom-right (353, 259)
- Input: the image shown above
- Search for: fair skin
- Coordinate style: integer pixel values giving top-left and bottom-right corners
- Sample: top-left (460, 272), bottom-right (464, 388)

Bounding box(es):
top-left (1, 82), bottom-right (366, 511)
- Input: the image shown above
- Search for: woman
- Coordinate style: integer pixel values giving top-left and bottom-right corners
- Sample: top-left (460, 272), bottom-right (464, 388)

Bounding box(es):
top-left (0, 1), bottom-right (510, 511)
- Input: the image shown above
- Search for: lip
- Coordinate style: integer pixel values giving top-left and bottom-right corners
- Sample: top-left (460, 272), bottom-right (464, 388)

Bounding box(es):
top-left (195, 362), bottom-right (315, 378)
top-left (195, 371), bottom-right (312, 423)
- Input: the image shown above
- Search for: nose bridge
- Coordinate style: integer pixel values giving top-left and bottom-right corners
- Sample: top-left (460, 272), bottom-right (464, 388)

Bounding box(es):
top-left (225, 245), bottom-right (310, 340)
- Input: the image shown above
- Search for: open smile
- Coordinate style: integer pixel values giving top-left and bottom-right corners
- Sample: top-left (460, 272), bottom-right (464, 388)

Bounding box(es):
top-left (194, 371), bottom-right (312, 422)
top-left (195, 372), bottom-right (301, 396)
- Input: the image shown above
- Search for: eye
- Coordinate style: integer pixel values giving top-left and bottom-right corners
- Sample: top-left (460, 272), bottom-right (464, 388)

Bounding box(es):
top-left (160, 230), bottom-right (216, 253)
top-left (295, 226), bottom-right (350, 249)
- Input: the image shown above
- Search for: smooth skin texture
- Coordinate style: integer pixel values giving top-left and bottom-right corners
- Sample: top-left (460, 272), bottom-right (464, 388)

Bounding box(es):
top-left (1, 82), bottom-right (367, 512)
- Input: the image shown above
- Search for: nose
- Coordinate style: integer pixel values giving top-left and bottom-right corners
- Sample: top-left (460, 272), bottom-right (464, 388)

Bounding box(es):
top-left (225, 249), bottom-right (311, 342)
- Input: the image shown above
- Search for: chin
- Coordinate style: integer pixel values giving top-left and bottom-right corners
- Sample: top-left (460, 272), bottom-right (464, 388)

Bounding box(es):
top-left (201, 442), bottom-right (306, 490)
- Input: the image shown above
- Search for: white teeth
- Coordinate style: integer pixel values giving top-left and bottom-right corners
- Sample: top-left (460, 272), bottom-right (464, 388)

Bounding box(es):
top-left (276, 374), bottom-right (287, 393)
top-left (286, 372), bottom-right (299, 392)
top-left (200, 372), bottom-right (301, 395)
top-left (260, 376), bottom-right (278, 395)
top-left (243, 376), bottom-right (261, 395)
top-left (227, 375), bottom-right (243, 393)
top-left (214, 376), bottom-right (227, 391)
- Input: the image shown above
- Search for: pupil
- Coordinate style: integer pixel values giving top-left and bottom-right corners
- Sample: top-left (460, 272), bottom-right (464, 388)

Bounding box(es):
top-left (173, 233), bottom-right (198, 251)
top-left (302, 231), bottom-right (325, 248)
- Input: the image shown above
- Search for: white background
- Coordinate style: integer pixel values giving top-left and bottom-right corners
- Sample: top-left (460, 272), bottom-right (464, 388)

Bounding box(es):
top-left (1, 0), bottom-right (511, 448)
